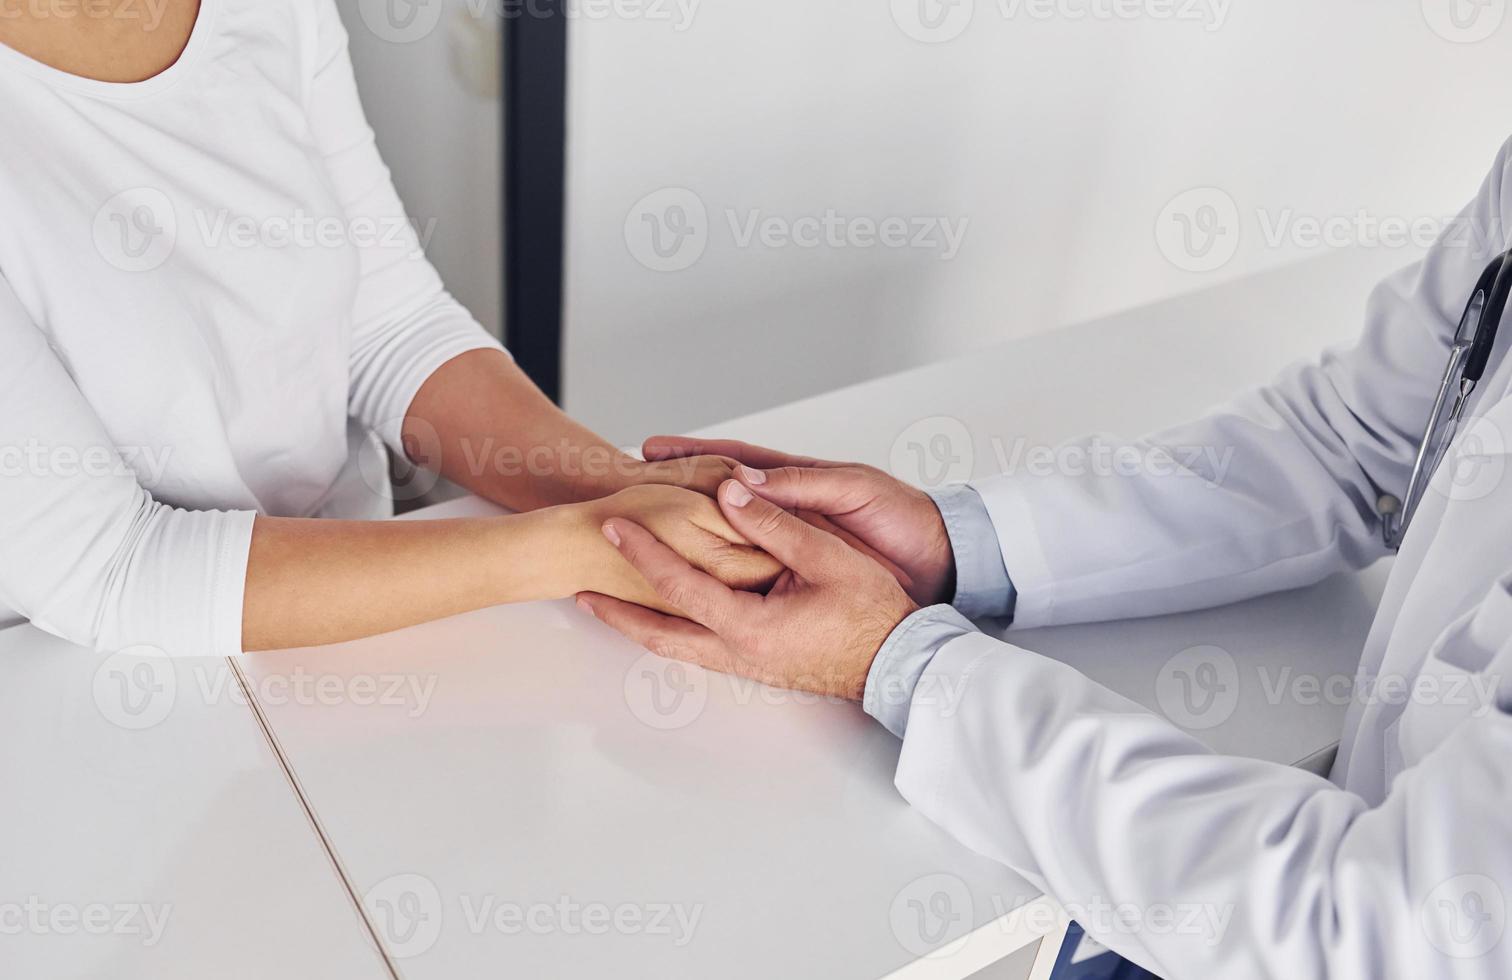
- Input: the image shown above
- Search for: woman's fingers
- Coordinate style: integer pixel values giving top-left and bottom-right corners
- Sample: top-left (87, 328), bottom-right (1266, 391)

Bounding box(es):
top-left (601, 519), bottom-right (758, 632)
top-left (642, 436), bottom-right (825, 470)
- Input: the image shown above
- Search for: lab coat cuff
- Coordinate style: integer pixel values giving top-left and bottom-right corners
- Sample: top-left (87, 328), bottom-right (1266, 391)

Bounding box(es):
top-left (864, 604), bottom-right (981, 739)
top-left (927, 484), bottom-right (1017, 621)
top-left (972, 476), bottom-right (1057, 629)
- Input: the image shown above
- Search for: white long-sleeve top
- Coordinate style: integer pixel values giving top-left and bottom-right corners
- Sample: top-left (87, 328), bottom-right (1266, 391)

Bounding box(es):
top-left (867, 137), bottom-right (1512, 977)
top-left (0, 0), bottom-right (503, 656)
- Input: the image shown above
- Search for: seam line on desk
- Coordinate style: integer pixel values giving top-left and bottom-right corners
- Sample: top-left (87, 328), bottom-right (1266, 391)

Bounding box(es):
top-left (228, 656), bottom-right (404, 980)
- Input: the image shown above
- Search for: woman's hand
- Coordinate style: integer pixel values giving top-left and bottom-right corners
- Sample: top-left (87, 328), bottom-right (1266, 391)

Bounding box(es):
top-left (551, 485), bottom-right (782, 614)
top-left (617, 453), bottom-right (740, 498)
top-left (642, 436), bottom-right (955, 605)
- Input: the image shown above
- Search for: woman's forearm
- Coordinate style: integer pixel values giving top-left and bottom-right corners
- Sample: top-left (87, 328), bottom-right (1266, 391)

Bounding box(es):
top-left (241, 509), bottom-right (580, 651)
top-left (404, 349), bottom-right (641, 511)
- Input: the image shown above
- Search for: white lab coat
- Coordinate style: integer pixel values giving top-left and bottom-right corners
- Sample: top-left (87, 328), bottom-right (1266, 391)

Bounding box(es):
top-left (898, 137), bottom-right (1512, 978)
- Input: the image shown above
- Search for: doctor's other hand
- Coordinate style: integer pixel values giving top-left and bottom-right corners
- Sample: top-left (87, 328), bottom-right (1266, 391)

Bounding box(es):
top-left (578, 480), bottom-right (920, 701)
top-left (557, 485), bottom-right (781, 615)
top-left (643, 436), bottom-right (954, 605)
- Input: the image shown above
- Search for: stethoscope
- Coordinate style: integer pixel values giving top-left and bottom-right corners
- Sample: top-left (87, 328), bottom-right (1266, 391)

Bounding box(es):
top-left (1380, 249), bottom-right (1512, 550)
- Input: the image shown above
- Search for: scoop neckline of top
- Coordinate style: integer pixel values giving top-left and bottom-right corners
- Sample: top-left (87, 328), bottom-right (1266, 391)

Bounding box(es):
top-left (0, 0), bottom-right (219, 101)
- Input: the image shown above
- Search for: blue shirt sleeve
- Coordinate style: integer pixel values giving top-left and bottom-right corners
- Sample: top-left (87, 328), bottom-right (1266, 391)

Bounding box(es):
top-left (863, 604), bottom-right (981, 738)
top-left (863, 484), bottom-right (1018, 738)
top-left (926, 483), bottom-right (1017, 620)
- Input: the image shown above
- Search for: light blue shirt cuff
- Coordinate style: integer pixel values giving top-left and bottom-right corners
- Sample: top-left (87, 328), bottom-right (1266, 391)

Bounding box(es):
top-left (863, 604), bottom-right (980, 739)
top-left (926, 484), bottom-right (1017, 621)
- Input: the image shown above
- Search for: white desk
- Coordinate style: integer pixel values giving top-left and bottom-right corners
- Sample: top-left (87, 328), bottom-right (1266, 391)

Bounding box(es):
top-left (0, 631), bottom-right (390, 979)
top-left (236, 246), bottom-right (1410, 979)
top-left (0, 245), bottom-right (1416, 978)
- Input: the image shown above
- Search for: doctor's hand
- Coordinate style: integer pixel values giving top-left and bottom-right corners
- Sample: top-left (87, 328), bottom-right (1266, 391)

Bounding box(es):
top-left (578, 480), bottom-right (919, 700)
top-left (557, 485), bottom-right (781, 615)
top-left (643, 436), bottom-right (955, 605)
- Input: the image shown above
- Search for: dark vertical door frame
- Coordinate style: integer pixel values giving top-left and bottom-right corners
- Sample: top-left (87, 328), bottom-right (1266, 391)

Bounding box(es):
top-left (502, 2), bottom-right (568, 403)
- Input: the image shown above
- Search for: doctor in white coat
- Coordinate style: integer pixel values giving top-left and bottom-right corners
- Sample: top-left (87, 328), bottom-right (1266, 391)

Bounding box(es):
top-left (578, 137), bottom-right (1512, 978)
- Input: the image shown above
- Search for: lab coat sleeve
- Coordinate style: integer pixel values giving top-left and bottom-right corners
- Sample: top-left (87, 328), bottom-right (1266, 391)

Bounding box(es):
top-left (304, 0), bottom-right (507, 455)
top-left (977, 140), bottom-right (1512, 629)
top-left (0, 276), bottom-right (255, 657)
top-left (890, 626), bottom-right (1512, 979)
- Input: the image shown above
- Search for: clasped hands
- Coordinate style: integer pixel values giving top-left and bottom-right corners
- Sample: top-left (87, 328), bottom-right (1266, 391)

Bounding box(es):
top-left (571, 438), bottom-right (956, 701)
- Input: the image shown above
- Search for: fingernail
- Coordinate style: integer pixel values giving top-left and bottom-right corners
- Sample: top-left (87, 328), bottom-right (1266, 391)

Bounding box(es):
top-left (601, 522), bottom-right (621, 547)
top-left (738, 464), bottom-right (767, 485)
top-left (576, 596), bottom-right (595, 616)
top-left (723, 481), bottom-right (754, 507)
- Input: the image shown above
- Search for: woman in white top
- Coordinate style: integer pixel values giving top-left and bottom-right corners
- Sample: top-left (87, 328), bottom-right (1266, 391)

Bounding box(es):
top-left (0, 0), bottom-right (777, 657)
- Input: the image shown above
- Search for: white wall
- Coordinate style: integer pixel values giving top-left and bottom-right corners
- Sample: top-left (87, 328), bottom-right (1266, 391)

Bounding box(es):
top-left (336, 0), bottom-right (503, 339)
top-left (563, 0), bottom-right (1512, 444)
